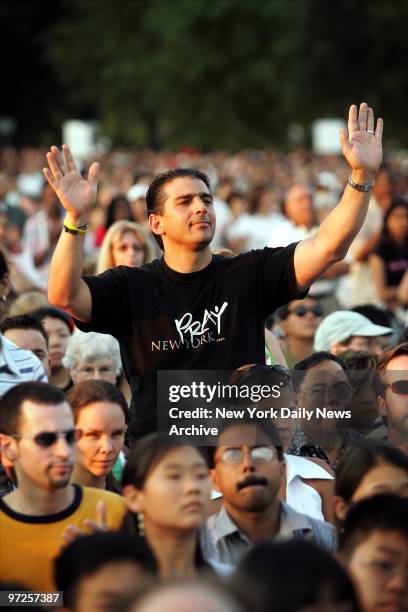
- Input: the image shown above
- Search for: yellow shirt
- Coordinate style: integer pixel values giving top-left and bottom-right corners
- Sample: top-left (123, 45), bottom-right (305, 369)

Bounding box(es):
top-left (0, 485), bottom-right (126, 591)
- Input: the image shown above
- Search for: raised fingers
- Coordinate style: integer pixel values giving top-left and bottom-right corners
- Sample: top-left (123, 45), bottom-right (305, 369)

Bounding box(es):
top-left (348, 104), bottom-right (358, 134)
top-left (357, 102), bottom-right (368, 131)
top-left (366, 107), bottom-right (375, 132)
top-left (375, 117), bottom-right (383, 140)
top-left (63, 144), bottom-right (77, 172)
top-left (46, 149), bottom-right (63, 182)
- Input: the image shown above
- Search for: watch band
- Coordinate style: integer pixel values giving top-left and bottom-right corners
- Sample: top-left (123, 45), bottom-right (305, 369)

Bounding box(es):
top-left (347, 175), bottom-right (374, 192)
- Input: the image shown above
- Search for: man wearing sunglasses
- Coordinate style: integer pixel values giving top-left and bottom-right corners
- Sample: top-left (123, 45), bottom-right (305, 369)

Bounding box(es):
top-left (277, 297), bottom-right (323, 368)
top-left (200, 418), bottom-right (335, 566)
top-left (376, 343), bottom-right (408, 453)
top-left (0, 381), bottom-right (126, 591)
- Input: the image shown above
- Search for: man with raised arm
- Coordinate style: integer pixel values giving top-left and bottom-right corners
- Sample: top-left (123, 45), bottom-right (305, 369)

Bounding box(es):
top-left (45, 103), bottom-right (383, 439)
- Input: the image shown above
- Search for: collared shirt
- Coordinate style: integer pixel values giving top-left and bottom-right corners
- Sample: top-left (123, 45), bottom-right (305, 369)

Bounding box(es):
top-left (0, 335), bottom-right (47, 398)
top-left (287, 424), bottom-right (362, 469)
top-left (199, 501), bottom-right (336, 566)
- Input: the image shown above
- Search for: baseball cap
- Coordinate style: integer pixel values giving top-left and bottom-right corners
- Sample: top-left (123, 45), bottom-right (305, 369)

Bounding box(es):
top-left (314, 310), bottom-right (393, 352)
top-left (127, 184), bottom-right (148, 202)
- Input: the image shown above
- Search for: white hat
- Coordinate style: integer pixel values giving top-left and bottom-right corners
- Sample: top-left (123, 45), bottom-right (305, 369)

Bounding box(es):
top-left (314, 310), bottom-right (393, 352)
top-left (127, 184), bottom-right (148, 201)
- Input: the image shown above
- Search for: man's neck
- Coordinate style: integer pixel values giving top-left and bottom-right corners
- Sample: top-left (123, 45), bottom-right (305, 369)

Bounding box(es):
top-left (285, 336), bottom-right (314, 364)
top-left (3, 484), bottom-right (75, 517)
top-left (71, 465), bottom-right (106, 490)
top-left (387, 427), bottom-right (408, 450)
top-left (223, 498), bottom-right (281, 544)
top-left (145, 522), bottom-right (198, 578)
top-left (163, 245), bottom-right (212, 273)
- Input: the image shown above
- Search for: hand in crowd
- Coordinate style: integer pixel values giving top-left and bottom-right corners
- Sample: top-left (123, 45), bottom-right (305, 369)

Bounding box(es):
top-left (340, 102), bottom-right (383, 180)
top-left (63, 500), bottom-right (108, 544)
top-left (43, 144), bottom-right (99, 223)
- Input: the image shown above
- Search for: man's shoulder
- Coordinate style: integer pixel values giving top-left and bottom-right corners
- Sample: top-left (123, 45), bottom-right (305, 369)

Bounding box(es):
top-left (81, 486), bottom-right (126, 509)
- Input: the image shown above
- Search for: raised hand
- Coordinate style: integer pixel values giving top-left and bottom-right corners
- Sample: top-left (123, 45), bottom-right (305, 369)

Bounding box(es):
top-left (62, 501), bottom-right (108, 545)
top-left (43, 145), bottom-right (99, 222)
top-left (340, 103), bottom-right (383, 180)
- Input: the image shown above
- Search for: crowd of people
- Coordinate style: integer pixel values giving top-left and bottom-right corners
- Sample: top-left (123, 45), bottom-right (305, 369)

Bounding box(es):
top-left (0, 103), bottom-right (407, 611)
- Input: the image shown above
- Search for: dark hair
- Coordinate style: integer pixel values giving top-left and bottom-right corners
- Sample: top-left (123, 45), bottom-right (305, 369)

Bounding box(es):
top-left (335, 444), bottom-right (408, 502)
top-left (0, 382), bottom-right (68, 435)
top-left (292, 351), bottom-right (347, 392)
top-left (31, 306), bottom-right (73, 334)
top-left (67, 380), bottom-right (129, 424)
top-left (375, 342), bottom-right (408, 397)
top-left (0, 314), bottom-right (49, 347)
top-left (146, 168), bottom-right (211, 250)
top-left (105, 195), bottom-right (132, 230)
top-left (338, 494), bottom-right (408, 558)
top-left (54, 532), bottom-right (157, 609)
top-left (351, 304), bottom-right (394, 328)
top-left (0, 248), bottom-right (9, 282)
top-left (398, 327), bottom-right (408, 344)
top-left (234, 540), bottom-right (360, 612)
top-left (382, 197), bottom-right (408, 239)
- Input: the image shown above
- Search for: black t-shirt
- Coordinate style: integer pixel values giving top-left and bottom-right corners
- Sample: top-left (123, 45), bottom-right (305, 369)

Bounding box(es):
top-left (374, 240), bottom-right (408, 287)
top-left (75, 243), bottom-right (305, 437)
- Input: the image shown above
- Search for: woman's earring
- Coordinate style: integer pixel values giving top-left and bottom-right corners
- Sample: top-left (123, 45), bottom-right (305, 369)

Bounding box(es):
top-left (137, 512), bottom-right (145, 537)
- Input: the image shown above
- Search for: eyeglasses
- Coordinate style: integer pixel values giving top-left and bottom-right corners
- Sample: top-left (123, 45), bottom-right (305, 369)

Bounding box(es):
top-left (354, 555), bottom-right (408, 579)
top-left (11, 429), bottom-right (82, 448)
top-left (386, 380), bottom-right (408, 395)
top-left (114, 244), bottom-right (145, 253)
top-left (288, 305), bottom-right (323, 317)
top-left (218, 446), bottom-right (276, 464)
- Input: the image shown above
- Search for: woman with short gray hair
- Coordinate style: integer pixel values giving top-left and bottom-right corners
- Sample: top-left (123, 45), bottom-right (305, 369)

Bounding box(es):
top-left (63, 330), bottom-right (122, 385)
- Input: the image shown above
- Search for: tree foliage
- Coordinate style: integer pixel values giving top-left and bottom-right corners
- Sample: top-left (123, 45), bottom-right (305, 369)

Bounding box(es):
top-left (3, 0), bottom-right (407, 148)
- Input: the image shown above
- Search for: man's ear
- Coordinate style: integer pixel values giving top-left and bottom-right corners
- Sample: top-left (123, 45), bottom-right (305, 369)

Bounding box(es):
top-left (148, 213), bottom-right (164, 238)
top-left (210, 468), bottom-right (221, 493)
top-left (0, 434), bottom-right (18, 463)
top-left (332, 495), bottom-right (349, 523)
top-left (122, 484), bottom-right (144, 513)
top-left (377, 394), bottom-right (387, 418)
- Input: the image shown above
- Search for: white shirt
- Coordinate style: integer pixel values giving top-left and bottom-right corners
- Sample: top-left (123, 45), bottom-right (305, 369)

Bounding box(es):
top-left (284, 453), bottom-right (333, 521)
top-left (0, 335), bottom-right (47, 397)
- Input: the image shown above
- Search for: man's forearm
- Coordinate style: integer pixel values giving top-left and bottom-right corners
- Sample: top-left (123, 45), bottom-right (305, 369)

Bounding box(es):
top-left (48, 214), bottom-right (87, 308)
top-left (315, 170), bottom-right (375, 261)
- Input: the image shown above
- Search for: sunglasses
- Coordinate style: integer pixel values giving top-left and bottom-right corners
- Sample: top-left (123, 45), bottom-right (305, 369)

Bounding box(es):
top-left (218, 446), bottom-right (276, 464)
top-left (386, 380), bottom-right (408, 395)
top-left (289, 305), bottom-right (323, 317)
top-left (12, 429), bottom-right (82, 448)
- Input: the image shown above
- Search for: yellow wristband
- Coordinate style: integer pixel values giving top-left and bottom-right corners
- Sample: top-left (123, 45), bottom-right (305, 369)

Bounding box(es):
top-left (63, 219), bottom-right (88, 235)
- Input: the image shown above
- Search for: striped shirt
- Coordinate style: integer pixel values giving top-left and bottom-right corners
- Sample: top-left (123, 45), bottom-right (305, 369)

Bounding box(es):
top-left (0, 335), bottom-right (47, 397)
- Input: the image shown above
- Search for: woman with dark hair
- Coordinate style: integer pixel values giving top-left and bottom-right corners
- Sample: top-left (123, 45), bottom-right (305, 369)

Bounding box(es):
top-left (333, 444), bottom-right (408, 526)
top-left (105, 195), bottom-right (132, 229)
top-left (121, 434), bottom-right (213, 577)
top-left (369, 198), bottom-right (408, 313)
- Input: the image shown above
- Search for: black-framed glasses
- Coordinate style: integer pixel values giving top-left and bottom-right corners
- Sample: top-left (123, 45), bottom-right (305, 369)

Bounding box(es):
top-left (11, 429), bottom-right (82, 448)
top-left (218, 446), bottom-right (276, 464)
top-left (386, 380), bottom-right (408, 396)
top-left (289, 305), bottom-right (323, 317)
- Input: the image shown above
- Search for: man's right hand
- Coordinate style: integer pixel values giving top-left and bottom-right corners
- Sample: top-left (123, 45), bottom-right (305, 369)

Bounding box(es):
top-left (43, 145), bottom-right (99, 224)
